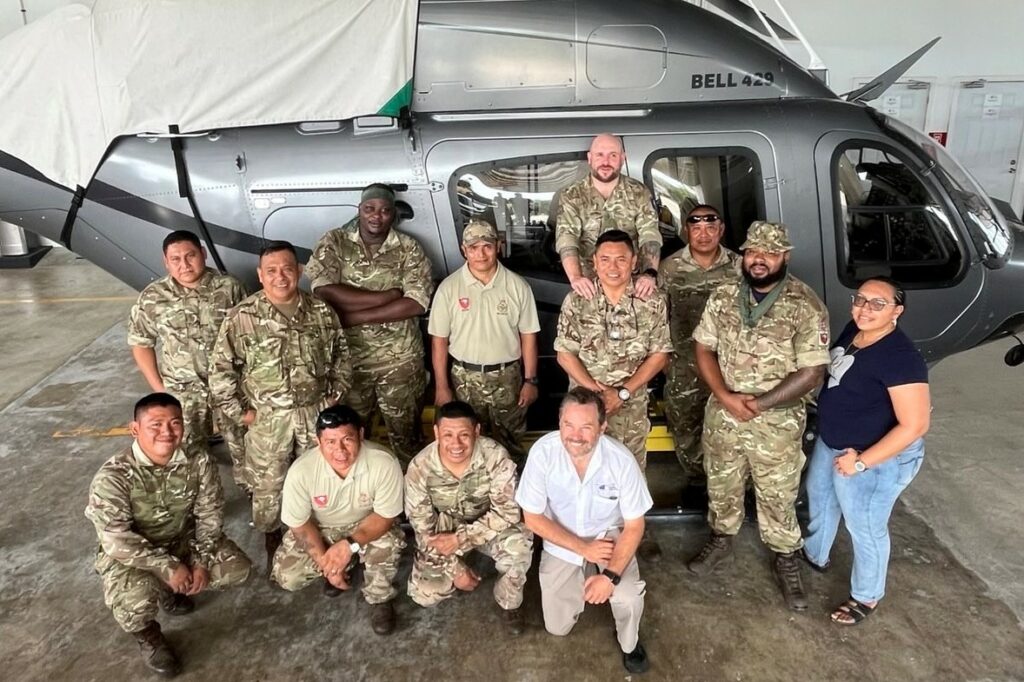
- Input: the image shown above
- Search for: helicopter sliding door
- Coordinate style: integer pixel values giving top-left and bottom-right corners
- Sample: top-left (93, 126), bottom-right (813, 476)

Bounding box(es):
top-left (814, 131), bottom-right (984, 361)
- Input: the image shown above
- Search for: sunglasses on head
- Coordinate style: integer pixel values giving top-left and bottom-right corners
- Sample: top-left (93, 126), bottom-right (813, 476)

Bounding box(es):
top-left (316, 411), bottom-right (346, 431)
top-left (687, 214), bottom-right (720, 223)
top-left (851, 293), bottom-right (897, 312)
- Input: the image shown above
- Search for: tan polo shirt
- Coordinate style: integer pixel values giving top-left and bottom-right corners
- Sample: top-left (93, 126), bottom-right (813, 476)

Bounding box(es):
top-left (280, 440), bottom-right (404, 529)
top-left (428, 263), bottom-right (540, 365)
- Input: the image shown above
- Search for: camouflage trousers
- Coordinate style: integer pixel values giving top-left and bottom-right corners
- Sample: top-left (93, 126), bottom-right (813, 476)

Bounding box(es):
top-left (245, 403), bottom-right (320, 533)
top-left (271, 524), bottom-right (406, 604)
top-left (703, 396), bottom-right (806, 553)
top-left (168, 382), bottom-right (248, 492)
top-left (408, 524), bottom-right (533, 610)
top-left (96, 537), bottom-right (251, 633)
top-left (345, 357), bottom-right (426, 468)
top-left (605, 393), bottom-right (651, 474)
top-left (451, 361), bottom-right (527, 464)
top-left (663, 351), bottom-right (710, 479)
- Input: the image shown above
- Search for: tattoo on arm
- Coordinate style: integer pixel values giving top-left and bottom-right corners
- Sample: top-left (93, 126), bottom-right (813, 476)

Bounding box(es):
top-left (756, 365), bottom-right (825, 410)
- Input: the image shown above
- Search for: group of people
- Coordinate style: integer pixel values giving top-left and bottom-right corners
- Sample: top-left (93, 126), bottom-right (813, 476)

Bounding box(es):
top-left (85, 133), bottom-right (931, 678)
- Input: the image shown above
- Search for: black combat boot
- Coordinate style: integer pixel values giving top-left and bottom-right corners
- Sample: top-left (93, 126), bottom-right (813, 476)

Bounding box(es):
top-left (773, 551), bottom-right (809, 611)
top-left (159, 592), bottom-right (194, 615)
top-left (686, 533), bottom-right (733, 576)
top-left (264, 529), bottom-right (283, 575)
top-left (637, 531), bottom-right (663, 562)
top-left (369, 601), bottom-right (396, 635)
top-left (131, 621), bottom-right (181, 677)
top-left (500, 607), bottom-right (525, 636)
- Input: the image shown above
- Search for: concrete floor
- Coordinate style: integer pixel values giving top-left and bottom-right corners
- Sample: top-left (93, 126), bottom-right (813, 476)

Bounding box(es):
top-left (1, 250), bottom-right (1023, 681)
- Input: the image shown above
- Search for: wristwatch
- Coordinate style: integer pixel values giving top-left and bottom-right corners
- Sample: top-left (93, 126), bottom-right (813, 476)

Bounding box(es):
top-left (853, 457), bottom-right (867, 473)
top-left (617, 387), bottom-right (631, 402)
top-left (346, 536), bottom-right (362, 554)
top-left (642, 268), bottom-right (658, 280)
top-left (524, 376), bottom-right (540, 386)
top-left (601, 568), bottom-right (622, 586)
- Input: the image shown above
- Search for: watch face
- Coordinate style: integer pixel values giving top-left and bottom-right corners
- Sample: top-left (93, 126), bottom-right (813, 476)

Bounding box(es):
top-left (854, 460), bottom-right (866, 472)
top-left (618, 388), bottom-right (630, 401)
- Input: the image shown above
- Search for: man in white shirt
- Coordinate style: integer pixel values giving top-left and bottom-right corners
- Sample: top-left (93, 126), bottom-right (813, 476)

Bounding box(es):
top-left (515, 387), bottom-right (653, 674)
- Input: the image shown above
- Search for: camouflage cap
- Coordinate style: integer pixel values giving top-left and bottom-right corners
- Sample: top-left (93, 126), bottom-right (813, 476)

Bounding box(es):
top-left (740, 221), bottom-right (793, 252)
top-left (462, 219), bottom-right (499, 245)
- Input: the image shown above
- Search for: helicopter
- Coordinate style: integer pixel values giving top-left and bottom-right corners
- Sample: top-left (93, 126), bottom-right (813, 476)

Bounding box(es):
top-left (1, 0), bottom-right (1022, 389)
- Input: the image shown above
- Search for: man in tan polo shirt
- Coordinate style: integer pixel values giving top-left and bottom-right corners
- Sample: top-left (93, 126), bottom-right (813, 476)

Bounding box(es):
top-left (429, 219), bottom-right (540, 464)
top-left (271, 405), bottom-right (406, 635)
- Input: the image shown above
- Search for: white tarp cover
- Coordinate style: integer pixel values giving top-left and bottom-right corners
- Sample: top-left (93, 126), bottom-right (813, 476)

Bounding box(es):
top-left (0, 0), bottom-right (417, 189)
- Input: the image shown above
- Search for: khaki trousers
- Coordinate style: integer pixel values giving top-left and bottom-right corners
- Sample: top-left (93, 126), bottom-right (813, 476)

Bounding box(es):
top-left (538, 550), bottom-right (645, 653)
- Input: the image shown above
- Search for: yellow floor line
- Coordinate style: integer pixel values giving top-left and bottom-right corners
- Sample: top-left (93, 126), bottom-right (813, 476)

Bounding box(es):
top-left (0, 296), bottom-right (135, 305)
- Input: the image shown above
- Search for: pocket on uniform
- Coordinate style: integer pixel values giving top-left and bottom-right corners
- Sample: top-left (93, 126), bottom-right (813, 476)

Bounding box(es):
top-left (245, 337), bottom-right (285, 384)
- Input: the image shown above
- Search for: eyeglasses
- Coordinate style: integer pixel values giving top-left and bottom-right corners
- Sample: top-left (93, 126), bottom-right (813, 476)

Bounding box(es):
top-left (851, 293), bottom-right (897, 312)
top-left (686, 214), bottom-right (721, 224)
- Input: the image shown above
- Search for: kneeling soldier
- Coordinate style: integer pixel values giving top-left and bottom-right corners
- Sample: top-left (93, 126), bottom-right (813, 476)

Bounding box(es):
top-left (405, 401), bottom-right (533, 634)
top-left (85, 393), bottom-right (252, 678)
top-left (271, 405), bottom-right (406, 635)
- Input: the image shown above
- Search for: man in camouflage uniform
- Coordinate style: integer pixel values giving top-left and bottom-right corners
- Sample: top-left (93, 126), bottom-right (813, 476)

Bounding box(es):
top-left (555, 229), bottom-right (672, 560)
top-left (688, 221), bottom-right (829, 611)
top-left (210, 241), bottom-right (351, 570)
top-left (405, 401), bottom-right (533, 635)
top-left (556, 133), bottom-right (662, 301)
top-left (429, 219), bottom-right (540, 464)
top-left (85, 393), bottom-right (251, 677)
top-left (658, 205), bottom-right (741, 485)
top-left (271, 405), bottom-right (405, 635)
top-left (128, 230), bottom-right (249, 491)
top-left (306, 183), bottom-right (434, 467)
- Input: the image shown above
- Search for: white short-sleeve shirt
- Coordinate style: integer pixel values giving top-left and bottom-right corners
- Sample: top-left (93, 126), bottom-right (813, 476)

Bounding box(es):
top-left (515, 432), bottom-right (653, 566)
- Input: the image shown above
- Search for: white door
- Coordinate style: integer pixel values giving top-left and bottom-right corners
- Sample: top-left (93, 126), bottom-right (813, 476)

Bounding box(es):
top-left (857, 80), bottom-right (931, 131)
top-left (948, 80), bottom-right (1024, 203)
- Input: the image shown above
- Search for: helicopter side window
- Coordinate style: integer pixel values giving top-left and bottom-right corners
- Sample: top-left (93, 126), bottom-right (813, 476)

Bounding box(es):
top-left (834, 144), bottom-right (963, 286)
top-left (646, 149), bottom-right (763, 254)
top-left (454, 153), bottom-right (589, 282)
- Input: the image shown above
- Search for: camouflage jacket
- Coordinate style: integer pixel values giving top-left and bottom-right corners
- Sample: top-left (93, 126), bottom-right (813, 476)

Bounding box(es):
top-left (209, 290), bottom-right (351, 421)
top-left (554, 279), bottom-right (673, 386)
top-left (84, 443), bottom-right (225, 579)
top-left (305, 219), bottom-right (434, 367)
top-left (693, 276), bottom-right (831, 395)
top-left (405, 436), bottom-right (522, 554)
top-left (554, 175), bottom-right (661, 270)
top-left (658, 246), bottom-right (741, 357)
top-left (126, 270), bottom-right (247, 390)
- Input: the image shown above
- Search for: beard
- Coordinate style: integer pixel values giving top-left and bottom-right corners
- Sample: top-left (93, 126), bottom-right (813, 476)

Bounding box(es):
top-left (591, 166), bottom-right (620, 183)
top-left (742, 262), bottom-right (787, 289)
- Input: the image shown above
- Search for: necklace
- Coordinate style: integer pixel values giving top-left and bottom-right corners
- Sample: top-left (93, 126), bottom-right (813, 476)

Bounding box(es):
top-left (848, 326), bottom-right (894, 355)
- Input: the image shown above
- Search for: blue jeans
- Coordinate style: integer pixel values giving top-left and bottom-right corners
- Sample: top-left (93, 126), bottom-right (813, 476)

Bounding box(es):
top-left (803, 436), bottom-right (925, 603)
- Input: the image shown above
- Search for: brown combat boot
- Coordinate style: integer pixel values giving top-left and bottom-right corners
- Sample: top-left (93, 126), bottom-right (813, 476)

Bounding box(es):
top-left (131, 621), bottom-right (181, 677)
top-left (369, 601), bottom-right (396, 635)
top-left (159, 592), bottom-right (194, 616)
top-left (500, 607), bottom-right (525, 636)
top-left (686, 533), bottom-right (734, 576)
top-left (773, 551), bottom-right (809, 611)
top-left (264, 529), bottom-right (283, 575)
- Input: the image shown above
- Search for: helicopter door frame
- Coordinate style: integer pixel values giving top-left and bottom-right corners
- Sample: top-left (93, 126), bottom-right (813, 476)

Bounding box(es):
top-left (813, 130), bottom-right (985, 359)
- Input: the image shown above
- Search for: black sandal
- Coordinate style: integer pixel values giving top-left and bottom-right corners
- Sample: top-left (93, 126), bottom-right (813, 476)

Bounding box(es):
top-left (830, 597), bottom-right (876, 626)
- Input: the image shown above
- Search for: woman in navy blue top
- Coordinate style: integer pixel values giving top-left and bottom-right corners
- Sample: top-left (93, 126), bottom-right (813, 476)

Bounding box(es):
top-left (802, 276), bottom-right (930, 625)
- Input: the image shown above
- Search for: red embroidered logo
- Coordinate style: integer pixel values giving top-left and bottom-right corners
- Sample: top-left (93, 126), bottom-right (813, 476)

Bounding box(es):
top-left (313, 495), bottom-right (328, 507)
top-left (458, 297), bottom-right (471, 311)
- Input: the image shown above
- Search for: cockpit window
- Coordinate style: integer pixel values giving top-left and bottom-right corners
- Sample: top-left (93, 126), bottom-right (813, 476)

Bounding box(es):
top-left (833, 143), bottom-right (964, 287)
top-left (884, 116), bottom-right (1013, 263)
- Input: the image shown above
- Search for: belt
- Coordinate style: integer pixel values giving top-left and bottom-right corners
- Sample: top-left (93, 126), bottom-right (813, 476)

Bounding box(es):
top-left (452, 358), bottom-right (520, 373)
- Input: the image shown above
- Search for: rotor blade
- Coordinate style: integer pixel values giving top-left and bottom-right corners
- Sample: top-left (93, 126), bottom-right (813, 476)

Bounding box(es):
top-left (843, 37), bottom-right (941, 102)
top-left (701, 0), bottom-right (797, 41)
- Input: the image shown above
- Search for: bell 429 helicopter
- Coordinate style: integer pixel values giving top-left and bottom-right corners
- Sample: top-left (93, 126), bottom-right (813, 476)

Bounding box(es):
top-left (1, 0), bottom-right (1022, 375)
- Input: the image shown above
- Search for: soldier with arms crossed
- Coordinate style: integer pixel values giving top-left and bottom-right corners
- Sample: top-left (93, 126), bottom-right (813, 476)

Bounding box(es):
top-left (687, 221), bottom-right (829, 611)
top-left (272, 405), bottom-right (406, 636)
top-left (127, 230), bottom-right (249, 491)
top-left (405, 401), bottom-right (533, 635)
top-left (306, 183), bottom-right (435, 466)
top-left (85, 393), bottom-right (251, 677)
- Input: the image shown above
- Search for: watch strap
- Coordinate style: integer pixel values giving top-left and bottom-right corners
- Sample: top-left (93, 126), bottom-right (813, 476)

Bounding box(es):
top-left (601, 568), bottom-right (621, 586)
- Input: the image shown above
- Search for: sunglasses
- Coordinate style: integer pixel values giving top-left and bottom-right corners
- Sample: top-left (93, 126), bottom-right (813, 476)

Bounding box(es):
top-left (316, 411), bottom-right (348, 431)
top-left (851, 293), bottom-right (898, 312)
top-left (687, 214), bottom-right (721, 223)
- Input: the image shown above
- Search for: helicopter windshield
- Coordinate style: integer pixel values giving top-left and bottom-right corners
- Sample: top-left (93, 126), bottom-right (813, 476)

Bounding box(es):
top-left (885, 116), bottom-right (1013, 263)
